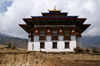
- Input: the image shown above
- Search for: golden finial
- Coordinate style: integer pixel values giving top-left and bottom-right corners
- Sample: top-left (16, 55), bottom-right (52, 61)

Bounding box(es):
top-left (48, 6), bottom-right (61, 11)
top-left (54, 6), bottom-right (56, 10)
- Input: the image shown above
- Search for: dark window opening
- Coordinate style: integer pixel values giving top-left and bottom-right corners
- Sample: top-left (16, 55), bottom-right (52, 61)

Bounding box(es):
top-left (64, 22), bottom-right (66, 25)
top-left (49, 22), bottom-right (52, 25)
top-left (42, 22), bottom-right (45, 25)
top-left (40, 42), bottom-right (45, 49)
top-left (37, 22), bottom-right (40, 25)
top-left (40, 22), bottom-right (42, 25)
top-left (54, 22), bottom-right (56, 25)
top-left (65, 42), bottom-right (69, 48)
top-left (53, 42), bottom-right (57, 49)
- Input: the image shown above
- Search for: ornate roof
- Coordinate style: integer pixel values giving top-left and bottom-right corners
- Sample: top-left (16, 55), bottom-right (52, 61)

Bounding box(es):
top-left (19, 7), bottom-right (90, 33)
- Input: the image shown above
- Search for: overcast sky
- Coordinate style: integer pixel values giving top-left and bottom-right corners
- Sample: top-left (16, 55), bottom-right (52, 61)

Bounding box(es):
top-left (0, 0), bottom-right (100, 39)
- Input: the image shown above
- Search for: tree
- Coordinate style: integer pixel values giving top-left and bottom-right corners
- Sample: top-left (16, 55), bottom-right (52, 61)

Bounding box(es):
top-left (92, 48), bottom-right (98, 53)
top-left (85, 48), bottom-right (90, 53)
top-left (8, 42), bottom-right (11, 48)
top-left (74, 46), bottom-right (84, 53)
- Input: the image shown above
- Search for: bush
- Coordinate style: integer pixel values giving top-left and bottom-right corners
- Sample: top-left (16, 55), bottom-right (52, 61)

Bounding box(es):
top-left (74, 46), bottom-right (84, 53)
top-left (92, 48), bottom-right (98, 53)
top-left (8, 43), bottom-right (11, 48)
top-left (86, 48), bottom-right (90, 53)
top-left (12, 46), bottom-right (16, 49)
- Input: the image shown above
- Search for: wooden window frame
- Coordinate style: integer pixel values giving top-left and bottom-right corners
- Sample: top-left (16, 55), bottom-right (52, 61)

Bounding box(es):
top-left (64, 30), bottom-right (70, 40)
top-left (39, 30), bottom-right (46, 40)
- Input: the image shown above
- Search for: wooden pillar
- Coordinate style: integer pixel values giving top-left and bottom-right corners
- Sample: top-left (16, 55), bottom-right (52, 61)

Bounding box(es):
top-left (31, 32), bottom-right (33, 41)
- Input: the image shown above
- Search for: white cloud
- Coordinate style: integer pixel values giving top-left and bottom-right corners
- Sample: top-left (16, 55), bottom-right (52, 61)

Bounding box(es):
top-left (0, 0), bottom-right (100, 38)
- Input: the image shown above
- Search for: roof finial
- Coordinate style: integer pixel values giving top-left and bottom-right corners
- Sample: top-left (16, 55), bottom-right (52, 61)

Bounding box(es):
top-left (48, 6), bottom-right (61, 11)
top-left (54, 6), bottom-right (56, 10)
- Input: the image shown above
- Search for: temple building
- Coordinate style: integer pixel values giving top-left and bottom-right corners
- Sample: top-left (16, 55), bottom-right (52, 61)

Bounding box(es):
top-left (19, 6), bottom-right (90, 52)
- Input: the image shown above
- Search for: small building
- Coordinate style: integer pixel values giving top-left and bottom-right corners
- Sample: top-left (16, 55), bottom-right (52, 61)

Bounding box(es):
top-left (19, 7), bottom-right (90, 52)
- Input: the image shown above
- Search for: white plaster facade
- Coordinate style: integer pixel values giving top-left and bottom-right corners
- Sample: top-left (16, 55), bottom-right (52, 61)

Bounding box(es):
top-left (28, 35), bottom-right (77, 52)
top-left (76, 37), bottom-right (82, 47)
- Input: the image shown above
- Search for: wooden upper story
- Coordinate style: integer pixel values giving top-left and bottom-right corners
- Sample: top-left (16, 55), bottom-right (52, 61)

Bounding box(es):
top-left (19, 7), bottom-right (91, 41)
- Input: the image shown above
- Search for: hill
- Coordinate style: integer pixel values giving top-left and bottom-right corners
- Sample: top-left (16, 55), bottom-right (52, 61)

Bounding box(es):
top-left (82, 36), bottom-right (100, 49)
top-left (0, 33), bottom-right (28, 49)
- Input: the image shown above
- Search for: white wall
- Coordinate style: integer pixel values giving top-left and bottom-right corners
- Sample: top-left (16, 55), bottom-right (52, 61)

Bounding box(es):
top-left (58, 35), bottom-right (64, 41)
top-left (28, 42), bottom-right (34, 50)
top-left (28, 35), bottom-right (77, 52)
top-left (76, 37), bottom-right (82, 47)
top-left (69, 35), bottom-right (76, 51)
top-left (44, 42), bottom-right (52, 51)
top-left (46, 35), bottom-right (51, 41)
top-left (34, 42), bottom-right (40, 51)
top-left (34, 35), bottom-right (39, 42)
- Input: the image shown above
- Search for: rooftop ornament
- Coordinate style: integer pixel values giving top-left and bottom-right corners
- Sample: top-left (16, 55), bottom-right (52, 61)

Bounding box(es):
top-left (48, 6), bottom-right (62, 11)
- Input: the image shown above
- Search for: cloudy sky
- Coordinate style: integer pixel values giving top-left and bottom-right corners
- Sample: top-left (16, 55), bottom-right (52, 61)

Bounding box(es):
top-left (0, 0), bottom-right (100, 39)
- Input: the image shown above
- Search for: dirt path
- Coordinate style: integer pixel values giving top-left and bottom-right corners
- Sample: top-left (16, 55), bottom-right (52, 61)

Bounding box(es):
top-left (46, 58), bottom-right (100, 66)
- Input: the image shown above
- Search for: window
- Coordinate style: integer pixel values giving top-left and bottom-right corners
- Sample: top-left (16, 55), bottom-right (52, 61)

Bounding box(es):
top-left (52, 31), bottom-right (58, 36)
top-left (52, 34), bottom-right (58, 36)
top-left (39, 31), bottom-right (46, 40)
top-left (64, 30), bottom-right (70, 40)
top-left (52, 31), bottom-right (57, 33)
top-left (40, 42), bottom-right (45, 49)
top-left (40, 31), bottom-right (45, 33)
top-left (65, 42), bottom-right (69, 48)
top-left (40, 34), bottom-right (45, 36)
top-left (52, 30), bottom-right (58, 40)
top-left (53, 42), bottom-right (57, 49)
